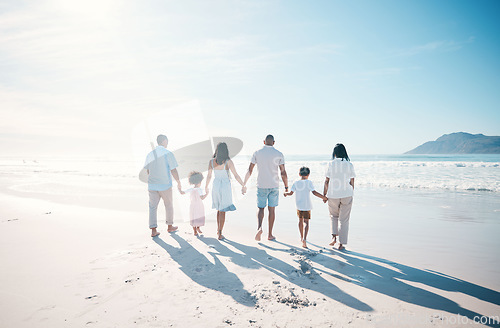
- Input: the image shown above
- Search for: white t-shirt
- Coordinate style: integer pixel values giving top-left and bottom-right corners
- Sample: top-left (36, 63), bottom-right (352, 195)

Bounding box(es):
top-left (291, 179), bottom-right (316, 211)
top-left (251, 146), bottom-right (285, 189)
top-left (325, 158), bottom-right (356, 198)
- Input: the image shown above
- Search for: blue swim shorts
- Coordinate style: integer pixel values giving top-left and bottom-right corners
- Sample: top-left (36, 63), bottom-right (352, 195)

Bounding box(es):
top-left (257, 187), bottom-right (279, 208)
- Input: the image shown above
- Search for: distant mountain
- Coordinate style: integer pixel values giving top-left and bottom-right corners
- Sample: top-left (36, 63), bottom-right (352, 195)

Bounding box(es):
top-left (406, 132), bottom-right (500, 154)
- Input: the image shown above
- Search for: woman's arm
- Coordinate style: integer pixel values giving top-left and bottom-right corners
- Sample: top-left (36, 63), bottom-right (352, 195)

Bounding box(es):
top-left (228, 160), bottom-right (245, 186)
top-left (323, 177), bottom-right (330, 196)
top-left (323, 177), bottom-right (330, 203)
top-left (205, 160), bottom-right (213, 193)
top-left (350, 178), bottom-right (355, 190)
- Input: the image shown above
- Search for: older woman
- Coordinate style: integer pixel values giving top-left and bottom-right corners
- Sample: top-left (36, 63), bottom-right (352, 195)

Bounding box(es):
top-left (323, 144), bottom-right (355, 250)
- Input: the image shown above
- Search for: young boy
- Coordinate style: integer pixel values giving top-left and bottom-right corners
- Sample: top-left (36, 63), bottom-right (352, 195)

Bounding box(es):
top-left (284, 167), bottom-right (328, 248)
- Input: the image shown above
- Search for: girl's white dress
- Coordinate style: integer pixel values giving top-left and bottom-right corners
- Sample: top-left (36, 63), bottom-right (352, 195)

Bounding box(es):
top-left (187, 187), bottom-right (205, 227)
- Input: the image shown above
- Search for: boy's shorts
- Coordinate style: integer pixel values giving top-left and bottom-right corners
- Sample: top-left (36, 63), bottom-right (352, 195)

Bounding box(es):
top-left (257, 188), bottom-right (279, 208)
top-left (297, 210), bottom-right (311, 220)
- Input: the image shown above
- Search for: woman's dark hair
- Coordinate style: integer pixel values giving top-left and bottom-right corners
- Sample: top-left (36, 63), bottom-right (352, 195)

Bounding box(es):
top-left (213, 142), bottom-right (230, 165)
top-left (188, 171), bottom-right (204, 185)
top-left (299, 166), bottom-right (310, 176)
top-left (332, 143), bottom-right (350, 161)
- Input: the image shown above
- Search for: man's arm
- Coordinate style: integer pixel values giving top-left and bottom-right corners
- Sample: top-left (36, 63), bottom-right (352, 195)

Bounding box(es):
top-left (243, 163), bottom-right (255, 186)
top-left (279, 164), bottom-right (288, 190)
top-left (242, 163), bottom-right (255, 194)
top-left (171, 168), bottom-right (182, 192)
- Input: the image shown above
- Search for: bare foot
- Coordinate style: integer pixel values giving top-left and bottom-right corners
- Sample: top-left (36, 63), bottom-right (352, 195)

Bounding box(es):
top-left (197, 227), bottom-right (203, 234)
top-left (255, 229), bottom-right (263, 241)
top-left (302, 240), bottom-right (308, 248)
top-left (329, 236), bottom-right (337, 246)
top-left (338, 244), bottom-right (345, 250)
top-left (194, 232), bottom-right (198, 236)
top-left (268, 235), bottom-right (276, 241)
top-left (167, 226), bottom-right (178, 233)
top-left (151, 231), bottom-right (160, 237)
top-left (218, 233), bottom-right (225, 240)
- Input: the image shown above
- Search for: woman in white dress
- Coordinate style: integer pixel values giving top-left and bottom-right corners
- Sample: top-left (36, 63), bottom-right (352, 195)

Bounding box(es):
top-left (323, 143), bottom-right (355, 250)
top-left (205, 142), bottom-right (245, 240)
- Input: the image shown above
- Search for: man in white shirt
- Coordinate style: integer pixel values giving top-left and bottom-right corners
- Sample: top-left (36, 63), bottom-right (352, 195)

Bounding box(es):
top-left (144, 135), bottom-right (182, 237)
top-left (243, 135), bottom-right (288, 241)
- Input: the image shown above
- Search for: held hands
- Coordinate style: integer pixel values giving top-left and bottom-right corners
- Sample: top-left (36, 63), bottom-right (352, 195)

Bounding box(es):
top-left (241, 185), bottom-right (247, 195)
top-left (177, 183), bottom-right (183, 194)
top-left (323, 195), bottom-right (328, 203)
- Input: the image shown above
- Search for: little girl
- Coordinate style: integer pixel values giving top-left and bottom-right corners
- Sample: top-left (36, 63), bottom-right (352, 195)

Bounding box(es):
top-left (182, 171), bottom-right (208, 236)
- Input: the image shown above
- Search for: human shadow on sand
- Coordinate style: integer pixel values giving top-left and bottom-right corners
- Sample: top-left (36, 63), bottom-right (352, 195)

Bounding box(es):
top-left (197, 237), bottom-right (373, 312)
top-left (153, 234), bottom-right (256, 307)
top-left (274, 240), bottom-right (500, 328)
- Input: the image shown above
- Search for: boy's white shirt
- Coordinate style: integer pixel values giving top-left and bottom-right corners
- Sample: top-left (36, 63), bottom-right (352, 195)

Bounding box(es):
top-left (291, 179), bottom-right (316, 211)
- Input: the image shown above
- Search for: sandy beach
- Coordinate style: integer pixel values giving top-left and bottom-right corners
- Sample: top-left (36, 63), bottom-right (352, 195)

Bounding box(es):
top-left (1, 157), bottom-right (499, 328)
top-left (2, 0), bottom-right (500, 326)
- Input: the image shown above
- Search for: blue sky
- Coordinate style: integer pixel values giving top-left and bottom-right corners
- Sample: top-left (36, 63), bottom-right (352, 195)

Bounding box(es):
top-left (1, 0), bottom-right (499, 157)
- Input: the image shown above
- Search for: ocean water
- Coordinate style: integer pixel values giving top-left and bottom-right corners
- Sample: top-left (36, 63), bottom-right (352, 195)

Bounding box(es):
top-left (1, 154), bottom-right (499, 196)
top-left (285, 154), bottom-right (500, 193)
top-left (0, 153), bottom-right (499, 223)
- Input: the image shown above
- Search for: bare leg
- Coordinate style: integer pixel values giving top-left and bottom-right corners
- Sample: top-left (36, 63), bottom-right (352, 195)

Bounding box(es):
top-left (298, 218), bottom-right (304, 241)
top-left (197, 226), bottom-right (203, 234)
top-left (151, 228), bottom-right (160, 237)
top-left (329, 234), bottom-right (337, 246)
top-left (193, 226), bottom-right (198, 236)
top-left (216, 212), bottom-right (221, 235)
top-left (302, 219), bottom-right (309, 248)
top-left (338, 244), bottom-right (345, 250)
top-left (218, 211), bottom-right (226, 240)
top-left (268, 206), bottom-right (276, 240)
top-left (255, 207), bottom-right (265, 241)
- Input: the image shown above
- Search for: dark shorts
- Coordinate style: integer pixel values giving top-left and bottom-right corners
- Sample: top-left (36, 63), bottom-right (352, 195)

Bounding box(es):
top-left (297, 210), bottom-right (311, 220)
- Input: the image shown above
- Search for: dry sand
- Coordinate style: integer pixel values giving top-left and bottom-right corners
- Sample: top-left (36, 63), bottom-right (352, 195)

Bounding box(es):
top-left (1, 183), bottom-right (500, 328)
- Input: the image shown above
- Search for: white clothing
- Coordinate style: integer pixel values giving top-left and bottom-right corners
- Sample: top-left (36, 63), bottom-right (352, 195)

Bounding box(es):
top-left (185, 187), bottom-right (204, 196)
top-left (291, 179), bottom-right (316, 211)
top-left (325, 158), bottom-right (356, 198)
top-left (328, 197), bottom-right (353, 244)
top-left (251, 146), bottom-right (285, 188)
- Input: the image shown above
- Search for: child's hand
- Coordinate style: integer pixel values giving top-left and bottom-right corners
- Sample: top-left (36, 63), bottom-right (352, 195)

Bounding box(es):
top-left (241, 185), bottom-right (247, 195)
top-left (323, 196), bottom-right (328, 203)
top-left (180, 190), bottom-right (185, 195)
top-left (283, 193), bottom-right (287, 197)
